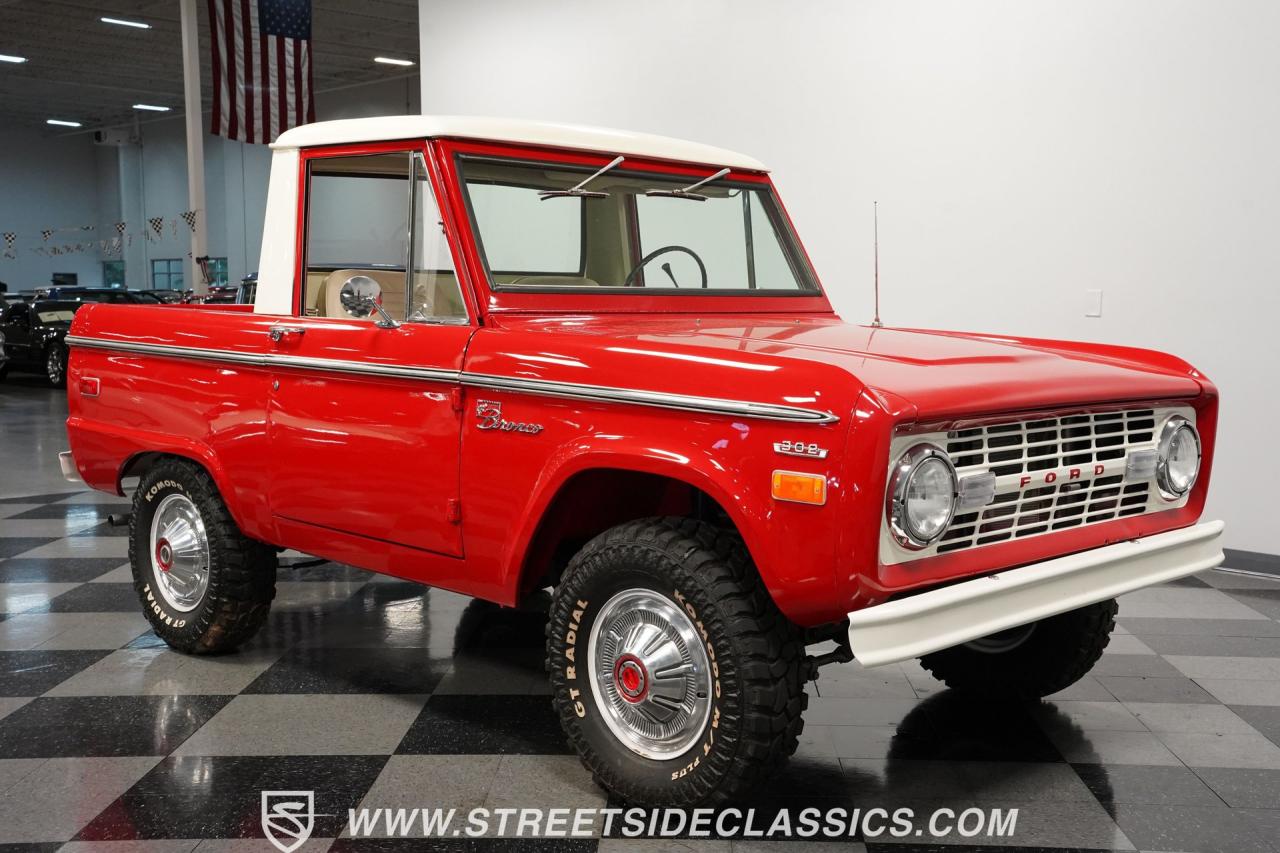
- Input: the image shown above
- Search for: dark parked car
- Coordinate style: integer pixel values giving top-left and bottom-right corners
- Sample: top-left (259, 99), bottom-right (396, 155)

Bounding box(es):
top-left (183, 275), bottom-right (256, 305)
top-left (0, 299), bottom-right (82, 386)
top-left (38, 287), bottom-right (164, 304)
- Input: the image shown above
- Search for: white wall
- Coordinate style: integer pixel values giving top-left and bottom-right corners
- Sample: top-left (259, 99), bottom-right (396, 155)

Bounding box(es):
top-left (419, 0), bottom-right (1280, 554)
top-left (0, 131), bottom-right (115, 289)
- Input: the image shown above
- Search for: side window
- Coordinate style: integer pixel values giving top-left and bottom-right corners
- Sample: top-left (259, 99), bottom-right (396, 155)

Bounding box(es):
top-left (303, 150), bottom-right (466, 324)
top-left (409, 153), bottom-right (466, 322)
top-left (304, 152), bottom-right (411, 321)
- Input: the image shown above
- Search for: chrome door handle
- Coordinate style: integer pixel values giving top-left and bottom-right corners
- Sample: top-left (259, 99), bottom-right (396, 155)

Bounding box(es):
top-left (267, 325), bottom-right (305, 342)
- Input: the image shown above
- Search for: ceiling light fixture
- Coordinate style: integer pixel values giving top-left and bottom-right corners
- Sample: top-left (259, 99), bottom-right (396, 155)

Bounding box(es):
top-left (0, 54), bottom-right (27, 63)
top-left (47, 119), bottom-right (82, 127)
top-left (133, 104), bottom-right (171, 112)
top-left (100, 16), bottom-right (152, 29)
top-left (373, 56), bottom-right (415, 67)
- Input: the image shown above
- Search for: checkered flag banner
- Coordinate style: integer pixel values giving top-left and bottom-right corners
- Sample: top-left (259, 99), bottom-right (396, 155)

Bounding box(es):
top-left (2, 232), bottom-right (15, 260)
top-left (180, 210), bottom-right (199, 232)
top-left (41, 228), bottom-right (54, 242)
top-left (148, 217), bottom-right (165, 240)
top-left (114, 221), bottom-right (127, 235)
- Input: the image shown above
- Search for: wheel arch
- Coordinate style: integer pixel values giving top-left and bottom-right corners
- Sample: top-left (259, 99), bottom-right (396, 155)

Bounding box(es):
top-left (508, 453), bottom-right (771, 602)
top-left (116, 447), bottom-right (256, 536)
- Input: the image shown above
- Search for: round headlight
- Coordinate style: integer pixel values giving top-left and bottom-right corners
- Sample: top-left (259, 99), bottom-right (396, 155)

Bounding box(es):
top-left (1156, 416), bottom-right (1201, 499)
top-left (888, 444), bottom-right (958, 549)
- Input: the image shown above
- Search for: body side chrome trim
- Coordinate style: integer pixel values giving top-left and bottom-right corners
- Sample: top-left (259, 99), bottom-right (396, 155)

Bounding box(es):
top-left (460, 372), bottom-right (838, 423)
top-left (66, 335), bottom-right (461, 383)
top-left (65, 334), bottom-right (839, 424)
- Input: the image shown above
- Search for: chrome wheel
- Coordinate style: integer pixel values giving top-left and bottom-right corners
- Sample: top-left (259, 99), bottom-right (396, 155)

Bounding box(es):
top-left (587, 588), bottom-right (713, 759)
top-left (46, 347), bottom-right (64, 384)
top-left (965, 623), bottom-right (1036, 654)
top-left (149, 493), bottom-right (211, 612)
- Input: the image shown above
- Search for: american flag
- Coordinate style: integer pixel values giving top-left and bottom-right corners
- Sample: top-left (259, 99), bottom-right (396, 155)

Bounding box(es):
top-left (208, 0), bottom-right (315, 144)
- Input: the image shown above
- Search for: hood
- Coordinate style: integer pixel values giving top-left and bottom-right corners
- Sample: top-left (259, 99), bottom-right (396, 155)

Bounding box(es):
top-left (488, 314), bottom-right (1204, 421)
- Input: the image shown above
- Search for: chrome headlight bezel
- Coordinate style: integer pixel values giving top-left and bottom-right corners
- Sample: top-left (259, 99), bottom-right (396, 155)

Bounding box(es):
top-left (1156, 416), bottom-right (1201, 500)
top-left (887, 443), bottom-right (959, 550)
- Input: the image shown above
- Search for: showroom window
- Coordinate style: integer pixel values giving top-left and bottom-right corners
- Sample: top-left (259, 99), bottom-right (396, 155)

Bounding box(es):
top-left (205, 257), bottom-right (229, 286)
top-left (302, 150), bottom-right (464, 322)
top-left (102, 260), bottom-right (125, 288)
top-left (151, 259), bottom-right (184, 291)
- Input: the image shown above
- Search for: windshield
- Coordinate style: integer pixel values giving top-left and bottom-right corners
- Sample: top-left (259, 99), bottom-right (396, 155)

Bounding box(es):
top-left (457, 157), bottom-right (818, 294)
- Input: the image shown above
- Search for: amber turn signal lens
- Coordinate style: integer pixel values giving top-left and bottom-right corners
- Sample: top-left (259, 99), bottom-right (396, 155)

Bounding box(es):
top-left (771, 471), bottom-right (827, 505)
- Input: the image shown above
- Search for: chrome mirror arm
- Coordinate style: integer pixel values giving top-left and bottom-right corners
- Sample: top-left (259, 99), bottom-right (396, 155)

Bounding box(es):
top-left (370, 300), bottom-right (400, 329)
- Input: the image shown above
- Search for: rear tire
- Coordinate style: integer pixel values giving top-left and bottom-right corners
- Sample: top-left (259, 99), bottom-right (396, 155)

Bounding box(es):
top-left (547, 517), bottom-right (808, 805)
top-left (45, 343), bottom-right (67, 387)
top-left (129, 458), bottom-right (276, 654)
top-left (919, 599), bottom-right (1118, 698)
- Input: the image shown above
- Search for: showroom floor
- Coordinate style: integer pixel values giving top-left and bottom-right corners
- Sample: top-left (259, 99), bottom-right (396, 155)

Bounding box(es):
top-left (2, 379), bottom-right (1280, 853)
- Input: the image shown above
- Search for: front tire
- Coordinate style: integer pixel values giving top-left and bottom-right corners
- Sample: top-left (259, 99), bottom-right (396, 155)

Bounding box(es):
top-left (547, 518), bottom-right (808, 805)
top-left (130, 458), bottom-right (276, 654)
top-left (919, 599), bottom-right (1118, 698)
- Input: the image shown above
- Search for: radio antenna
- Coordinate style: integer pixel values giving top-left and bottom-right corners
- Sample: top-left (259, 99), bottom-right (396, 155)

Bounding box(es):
top-left (871, 201), bottom-right (883, 327)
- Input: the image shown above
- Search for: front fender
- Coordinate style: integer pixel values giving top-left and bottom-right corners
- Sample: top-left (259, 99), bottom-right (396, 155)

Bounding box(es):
top-left (487, 412), bottom-right (853, 626)
top-left (502, 439), bottom-right (764, 586)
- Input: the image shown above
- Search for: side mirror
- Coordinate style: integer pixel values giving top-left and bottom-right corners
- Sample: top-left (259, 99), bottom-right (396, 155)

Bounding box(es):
top-left (339, 275), bottom-right (400, 329)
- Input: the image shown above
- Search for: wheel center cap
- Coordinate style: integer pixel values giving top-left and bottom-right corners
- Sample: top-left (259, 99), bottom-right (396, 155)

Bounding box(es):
top-left (155, 539), bottom-right (173, 572)
top-left (613, 655), bottom-right (648, 703)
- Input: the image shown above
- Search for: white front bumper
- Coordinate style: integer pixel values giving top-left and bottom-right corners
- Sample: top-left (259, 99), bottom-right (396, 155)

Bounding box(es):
top-left (847, 520), bottom-right (1225, 667)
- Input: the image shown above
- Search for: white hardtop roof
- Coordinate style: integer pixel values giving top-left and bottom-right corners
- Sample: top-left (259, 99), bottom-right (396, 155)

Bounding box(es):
top-left (271, 115), bottom-right (768, 171)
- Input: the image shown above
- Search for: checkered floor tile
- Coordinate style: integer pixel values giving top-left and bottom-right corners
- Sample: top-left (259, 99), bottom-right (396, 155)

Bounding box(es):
top-left (1, 382), bottom-right (1278, 851)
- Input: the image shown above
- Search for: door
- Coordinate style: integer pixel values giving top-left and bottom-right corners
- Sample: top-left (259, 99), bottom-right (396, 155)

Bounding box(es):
top-left (267, 146), bottom-right (474, 557)
top-left (0, 304), bottom-right (35, 367)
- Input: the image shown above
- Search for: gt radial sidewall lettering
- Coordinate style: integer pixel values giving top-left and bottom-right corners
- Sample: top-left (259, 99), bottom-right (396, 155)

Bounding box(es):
top-left (130, 474), bottom-right (217, 644)
top-left (549, 560), bottom-right (742, 804)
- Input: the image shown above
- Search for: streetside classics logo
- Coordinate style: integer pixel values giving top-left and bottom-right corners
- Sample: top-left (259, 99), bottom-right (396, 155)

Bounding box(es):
top-left (261, 790), bottom-right (315, 853)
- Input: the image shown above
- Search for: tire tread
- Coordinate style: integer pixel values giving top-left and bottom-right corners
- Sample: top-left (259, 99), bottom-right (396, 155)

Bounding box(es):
top-left (129, 458), bottom-right (275, 654)
top-left (546, 517), bottom-right (809, 805)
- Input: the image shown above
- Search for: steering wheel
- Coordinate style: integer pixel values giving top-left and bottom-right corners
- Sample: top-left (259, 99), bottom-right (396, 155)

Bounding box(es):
top-left (621, 245), bottom-right (708, 289)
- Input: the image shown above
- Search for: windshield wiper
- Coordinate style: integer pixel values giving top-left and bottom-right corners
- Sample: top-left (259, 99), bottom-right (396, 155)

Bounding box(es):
top-left (644, 167), bottom-right (730, 202)
top-left (539, 155), bottom-right (624, 200)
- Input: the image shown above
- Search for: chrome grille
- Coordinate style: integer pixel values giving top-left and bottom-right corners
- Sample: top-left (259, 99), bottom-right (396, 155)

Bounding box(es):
top-left (938, 473), bottom-right (1151, 553)
top-left (881, 405), bottom-right (1194, 564)
top-left (945, 409), bottom-right (1157, 476)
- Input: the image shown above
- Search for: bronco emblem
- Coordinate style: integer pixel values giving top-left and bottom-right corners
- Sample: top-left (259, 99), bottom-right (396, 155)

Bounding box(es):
top-left (476, 400), bottom-right (544, 434)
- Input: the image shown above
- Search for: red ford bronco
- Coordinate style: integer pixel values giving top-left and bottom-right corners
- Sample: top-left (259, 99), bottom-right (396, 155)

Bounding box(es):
top-left (60, 116), bottom-right (1224, 805)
